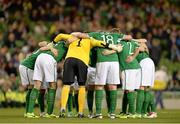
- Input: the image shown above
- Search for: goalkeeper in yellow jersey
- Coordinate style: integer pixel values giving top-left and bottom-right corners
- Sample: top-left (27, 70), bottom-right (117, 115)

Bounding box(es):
top-left (53, 33), bottom-right (123, 118)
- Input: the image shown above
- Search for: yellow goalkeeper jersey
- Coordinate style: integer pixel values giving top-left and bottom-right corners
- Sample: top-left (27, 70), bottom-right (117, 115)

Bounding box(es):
top-left (54, 33), bottom-right (107, 65)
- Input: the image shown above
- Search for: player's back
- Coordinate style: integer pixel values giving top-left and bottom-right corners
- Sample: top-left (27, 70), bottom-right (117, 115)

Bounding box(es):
top-left (118, 40), bottom-right (140, 70)
top-left (21, 49), bottom-right (42, 70)
top-left (44, 41), bottom-right (67, 62)
top-left (88, 32), bottom-right (123, 62)
top-left (65, 38), bottom-right (92, 65)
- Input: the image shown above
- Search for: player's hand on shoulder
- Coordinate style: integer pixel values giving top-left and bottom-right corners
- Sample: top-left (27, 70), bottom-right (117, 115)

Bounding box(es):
top-left (116, 44), bottom-right (123, 52)
top-left (39, 46), bottom-right (49, 51)
top-left (137, 39), bottom-right (147, 43)
top-left (102, 49), bottom-right (110, 55)
top-left (51, 48), bottom-right (58, 57)
top-left (47, 42), bottom-right (54, 48)
top-left (138, 46), bottom-right (145, 52)
top-left (38, 41), bottom-right (48, 47)
top-left (102, 49), bottom-right (116, 55)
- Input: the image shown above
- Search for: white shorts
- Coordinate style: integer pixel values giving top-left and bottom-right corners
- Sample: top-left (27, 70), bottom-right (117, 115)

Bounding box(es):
top-left (95, 62), bottom-right (120, 85)
top-left (33, 53), bottom-right (57, 83)
top-left (121, 69), bottom-right (141, 90)
top-left (86, 67), bottom-right (96, 85)
top-left (19, 65), bottom-right (34, 86)
top-left (140, 58), bottom-right (155, 87)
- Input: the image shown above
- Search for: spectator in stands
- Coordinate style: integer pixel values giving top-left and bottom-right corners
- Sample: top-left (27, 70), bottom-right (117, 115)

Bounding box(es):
top-left (168, 70), bottom-right (180, 91)
top-left (169, 30), bottom-right (180, 62)
top-left (149, 39), bottom-right (162, 66)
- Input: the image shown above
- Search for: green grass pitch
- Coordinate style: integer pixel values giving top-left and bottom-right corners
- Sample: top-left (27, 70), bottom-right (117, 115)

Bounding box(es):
top-left (0, 108), bottom-right (180, 123)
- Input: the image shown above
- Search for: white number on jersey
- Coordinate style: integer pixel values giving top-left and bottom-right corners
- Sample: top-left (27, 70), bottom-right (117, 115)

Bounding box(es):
top-left (101, 35), bottom-right (114, 44)
top-left (127, 42), bottom-right (134, 55)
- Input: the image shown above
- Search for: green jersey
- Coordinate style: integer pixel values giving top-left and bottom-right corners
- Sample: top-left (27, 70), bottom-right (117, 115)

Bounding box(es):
top-left (136, 51), bottom-right (149, 63)
top-left (21, 49), bottom-right (42, 70)
top-left (88, 32), bottom-right (124, 63)
top-left (21, 41), bottom-right (67, 70)
top-left (89, 48), bottom-right (97, 68)
top-left (44, 41), bottom-right (67, 63)
top-left (117, 40), bottom-right (140, 71)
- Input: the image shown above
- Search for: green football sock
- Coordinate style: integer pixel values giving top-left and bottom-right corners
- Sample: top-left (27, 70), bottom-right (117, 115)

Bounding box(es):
top-left (122, 91), bottom-right (128, 114)
top-left (109, 90), bottom-right (117, 114)
top-left (142, 91), bottom-right (151, 114)
top-left (87, 90), bottom-right (94, 113)
top-left (127, 92), bottom-right (135, 114)
top-left (105, 90), bottom-right (110, 113)
top-left (74, 93), bottom-right (78, 112)
top-left (28, 88), bottom-right (39, 113)
top-left (38, 89), bottom-right (45, 113)
top-left (47, 89), bottom-right (56, 114)
top-left (136, 89), bottom-right (145, 114)
top-left (147, 104), bottom-right (151, 113)
top-left (95, 90), bottom-right (103, 114)
top-left (149, 92), bottom-right (156, 112)
top-left (67, 93), bottom-right (73, 112)
top-left (25, 89), bottom-right (32, 113)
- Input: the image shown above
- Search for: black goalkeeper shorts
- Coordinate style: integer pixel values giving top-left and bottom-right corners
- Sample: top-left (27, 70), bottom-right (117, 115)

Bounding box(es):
top-left (63, 57), bottom-right (88, 86)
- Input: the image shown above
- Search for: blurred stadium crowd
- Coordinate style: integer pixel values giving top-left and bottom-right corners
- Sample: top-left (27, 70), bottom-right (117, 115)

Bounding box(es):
top-left (0, 0), bottom-right (179, 108)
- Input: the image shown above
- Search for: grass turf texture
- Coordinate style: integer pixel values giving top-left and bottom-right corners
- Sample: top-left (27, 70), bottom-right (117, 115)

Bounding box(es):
top-left (0, 108), bottom-right (180, 123)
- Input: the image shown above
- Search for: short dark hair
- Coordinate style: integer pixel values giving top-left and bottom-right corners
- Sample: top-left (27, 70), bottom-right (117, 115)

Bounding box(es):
top-left (109, 28), bottom-right (121, 33)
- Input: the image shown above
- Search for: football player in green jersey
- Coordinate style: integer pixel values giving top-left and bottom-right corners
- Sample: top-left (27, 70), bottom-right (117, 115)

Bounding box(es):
top-left (25, 41), bottom-right (68, 118)
top-left (19, 41), bottom-right (58, 118)
top-left (103, 39), bottom-right (141, 118)
top-left (89, 32), bottom-right (132, 119)
top-left (126, 42), bottom-right (157, 118)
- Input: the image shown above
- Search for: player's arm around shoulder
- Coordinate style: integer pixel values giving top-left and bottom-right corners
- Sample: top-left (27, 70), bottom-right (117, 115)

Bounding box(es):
top-left (90, 38), bottom-right (106, 47)
top-left (54, 33), bottom-right (82, 46)
top-left (38, 41), bottom-right (48, 47)
top-left (139, 42), bottom-right (149, 54)
top-left (102, 44), bottom-right (123, 55)
top-left (39, 40), bottom-right (53, 51)
top-left (101, 49), bottom-right (116, 55)
top-left (126, 47), bottom-right (140, 63)
top-left (122, 34), bottom-right (147, 43)
top-left (90, 38), bottom-right (123, 53)
top-left (132, 38), bottom-right (147, 43)
top-left (39, 42), bottom-right (58, 57)
top-left (53, 33), bottom-right (73, 43)
top-left (71, 32), bottom-right (90, 39)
